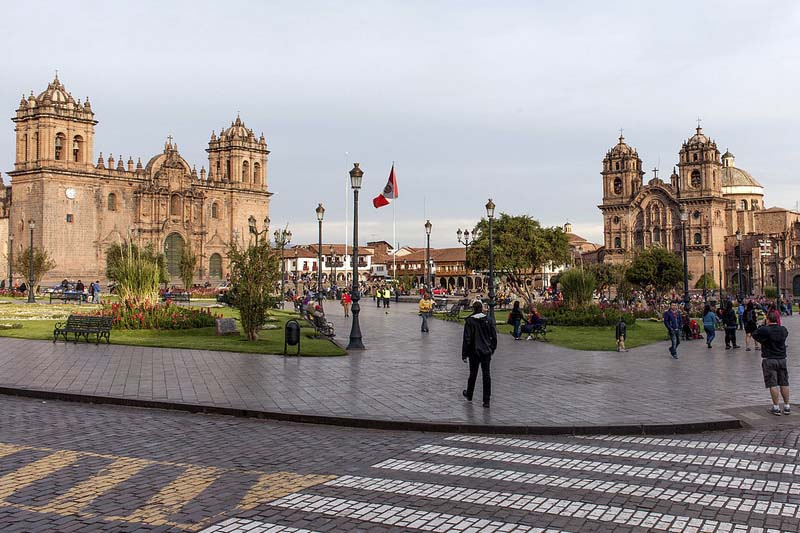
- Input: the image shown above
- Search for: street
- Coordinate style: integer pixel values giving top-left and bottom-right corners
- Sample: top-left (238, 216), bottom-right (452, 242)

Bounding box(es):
top-left (0, 395), bottom-right (798, 532)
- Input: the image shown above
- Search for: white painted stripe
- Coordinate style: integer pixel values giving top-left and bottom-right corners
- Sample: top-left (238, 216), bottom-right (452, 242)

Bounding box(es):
top-left (270, 493), bottom-right (571, 533)
top-left (199, 517), bottom-right (320, 533)
top-left (413, 445), bottom-right (800, 495)
top-left (373, 458), bottom-right (800, 519)
top-left (325, 475), bottom-right (785, 533)
top-left (575, 435), bottom-right (798, 457)
top-left (446, 435), bottom-right (800, 475)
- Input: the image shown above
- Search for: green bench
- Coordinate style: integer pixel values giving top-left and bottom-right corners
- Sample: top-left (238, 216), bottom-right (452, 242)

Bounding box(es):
top-left (53, 315), bottom-right (114, 345)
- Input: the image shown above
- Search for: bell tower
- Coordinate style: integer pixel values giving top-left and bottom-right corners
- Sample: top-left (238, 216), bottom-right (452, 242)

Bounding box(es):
top-left (677, 122), bottom-right (722, 198)
top-left (206, 115), bottom-right (269, 190)
top-left (601, 133), bottom-right (643, 205)
top-left (12, 75), bottom-right (97, 172)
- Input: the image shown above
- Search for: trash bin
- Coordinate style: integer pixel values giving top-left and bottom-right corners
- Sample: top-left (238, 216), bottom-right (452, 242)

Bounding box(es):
top-left (284, 319), bottom-right (300, 355)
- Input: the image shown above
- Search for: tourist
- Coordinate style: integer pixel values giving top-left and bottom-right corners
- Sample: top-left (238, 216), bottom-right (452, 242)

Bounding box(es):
top-left (722, 301), bottom-right (739, 349)
top-left (663, 301), bottom-right (682, 359)
top-left (75, 279), bottom-right (85, 293)
top-left (88, 281), bottom-right (94, 302)
top-left (18, 281), bottom-right (27, 296)
top-left (753, 310), bottom-right (790, 416)
top-left (507, 301), bottom-right (524, 340)
top-left (92, 280), bottom-right (101, 304)
top-left (743, 301), bottom-right (758, 351)
top-left (418, 292), bottom-right (433, 333)
top-left (615, 317), bottom-right (627, 352)
top-left (737, 300), bottom-right (745, 330)
top-left (461, 300), bottom-right (497, 408)
top-left (521, 307), bottom-right (543, 341)
top-left (702, 304), bottom-right (720, 349)
top-left (341, 291), bottom-right (352, 317)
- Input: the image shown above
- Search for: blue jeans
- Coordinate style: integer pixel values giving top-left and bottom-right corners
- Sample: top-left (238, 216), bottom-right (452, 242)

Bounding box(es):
top-left (704, 327), bottom-right (715, 345)
top-left (511, 319), bottom-right (521, 339)
top-left (668, 329), bottom-right (680, 355)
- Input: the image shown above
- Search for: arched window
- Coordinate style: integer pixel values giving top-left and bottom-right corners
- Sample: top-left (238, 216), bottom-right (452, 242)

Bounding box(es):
top-left (751, 199), bottom-right (759, 210)
top-left (740, 200), bottom-right (748, 211)
top-left (226, 159), bottom-right (231, 180)
top-left (211, 202), bottom-right (219, 219)
top-left (170, 194), bottom-right (181, 216)
top-left (72, 135), bottom-right (83, 162)
top-left (615, 162), bottom-right (620, 170)
top-left (693, 153), bottom-right (698, 161)
top-left (253, 162), bottom-right (261, 185)
top-left (694, 232), bottom-right (702, 245)
top-left (614, 237), bottom-right (622, 249)
top-left (652, 227), bottom-right (661, 244)
top-left (242, 161), bottom-right (249, 182)
top-left (164, 233), bottom-right (185, 279)
top-left (613, 178), bottom-right (622, 194)
top-left (107, 193), bottom-right (117, 211)
top-left (33, 132), bottom-right (39, 159)
top-left (23, 134), bottom-right (28, 161)
top-left (55, 133), bottom-right (66, 160)
top-left (209, 253), bottom-right (223, 279)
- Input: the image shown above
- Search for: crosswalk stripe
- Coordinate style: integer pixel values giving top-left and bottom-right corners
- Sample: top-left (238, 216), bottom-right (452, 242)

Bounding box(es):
top-left (199, 517), bottom-right (321, 533)
top-left (373, 458), bottom-right (800, 519)
top-left (108, 465), bottom-right (222, 527)
top-left (414, 445), bottom-right (800, 495)
top-left (0, 450), bottom-right (81, 502)
top-left (269, 492), bottom-right (570, 532)
top-left (575, 435), bottom-right (798, 457)
top-left (30, 456), bottom-right (151, 515)
top-left (237, 472), bottom-right (336, 511)
top-left (446, 435), bottom-right (800, 475)
top-left (326, 475), bottom-right (788, 532)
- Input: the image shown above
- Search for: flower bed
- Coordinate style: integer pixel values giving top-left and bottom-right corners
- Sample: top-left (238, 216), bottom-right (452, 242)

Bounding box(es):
top-left (89, 301), bottom-right (220, 330)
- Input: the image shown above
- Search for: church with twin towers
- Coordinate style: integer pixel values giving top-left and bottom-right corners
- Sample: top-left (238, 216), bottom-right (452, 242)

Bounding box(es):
top-left (598, 123), bottom-right (800, 298)
top-left (1, 75), bottom-right (271, 284)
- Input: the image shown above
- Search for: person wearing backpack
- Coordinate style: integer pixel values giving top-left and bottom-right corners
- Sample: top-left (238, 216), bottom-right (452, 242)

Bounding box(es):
top-left (743, 301), bottom-right (758, 351)
top-left (461, 300), bottom-right (498, 408)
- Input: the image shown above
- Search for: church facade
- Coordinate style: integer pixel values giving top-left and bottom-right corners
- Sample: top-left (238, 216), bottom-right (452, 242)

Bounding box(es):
top-left (3, 76), bottom-right (271, 285)
top-left (599, 126), bottom-right (800, 299)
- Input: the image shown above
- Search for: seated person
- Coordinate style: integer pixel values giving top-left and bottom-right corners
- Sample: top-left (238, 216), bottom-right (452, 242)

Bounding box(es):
top-left (520, 307), bottom-right (544, 339)
top-left (312, 304), bottom-right (326, 327)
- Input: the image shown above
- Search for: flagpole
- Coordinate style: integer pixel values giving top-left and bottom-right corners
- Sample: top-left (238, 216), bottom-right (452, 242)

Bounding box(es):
top-left (344, 152), bottom-right (349, 286)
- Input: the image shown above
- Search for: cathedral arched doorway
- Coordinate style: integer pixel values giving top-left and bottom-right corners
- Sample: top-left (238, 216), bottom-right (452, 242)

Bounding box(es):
top-left (793, 275), bottom-right (800, 299)
top-left (164, 233), bottom-right (185, 279)
top-left (209, 253), bottom-right (222, 279)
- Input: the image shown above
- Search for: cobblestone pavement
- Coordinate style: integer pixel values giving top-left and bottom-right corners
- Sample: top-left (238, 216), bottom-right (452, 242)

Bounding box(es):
top-left (0, 395), bottom-right (799, 532)
top-left (0, 302), bottom-right (797, 430)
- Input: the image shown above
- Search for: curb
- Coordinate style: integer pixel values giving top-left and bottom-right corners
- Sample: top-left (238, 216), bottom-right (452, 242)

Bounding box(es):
top-left (0, 386), bottom-right (742, 435)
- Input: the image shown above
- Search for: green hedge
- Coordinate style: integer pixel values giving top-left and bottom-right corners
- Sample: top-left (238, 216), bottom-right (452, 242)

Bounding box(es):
top-left (541, 306), bottom-right (636, 327)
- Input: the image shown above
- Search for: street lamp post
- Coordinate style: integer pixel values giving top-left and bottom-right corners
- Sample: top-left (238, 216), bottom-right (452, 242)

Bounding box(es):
top-left (293, 248), bottom-right (299, 292)
top-left (457, 228), bottom-right (473, 293)
top-left (745, 264), bottom-right (750, 297)
top-left (774, 238), bottom-right (781, 305)
top-left (7, 234), bottom-right (12, 292)
top-left (347, 163), bottom-right (365, 350)
top-left (736, 229), bottom-right (743, 301)
top-left (273, 227), bottom-right (292, 308)
top-left (315, 203), bottom-right (325, 307)
top-left (486, 199), bottom-right (496, 321)
top-left (680, 209), bottom-right (689, 308)
top-left (27, 220), bottom-right (35, 304)
top-left (718, 252), bottom-right (724, 299)
top-left (702, 248), bottom-right (707, 303)
top-left (329, 244), bottom-right (336, 291)
top-left (425, 220), bottom-right (432, 294)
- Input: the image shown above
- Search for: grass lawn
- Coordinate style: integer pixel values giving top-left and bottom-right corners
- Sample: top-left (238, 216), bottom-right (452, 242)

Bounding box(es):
top-left (0, 304), bottom-right (345, 356)
top-left (436, 311), bottom-right (668, 351)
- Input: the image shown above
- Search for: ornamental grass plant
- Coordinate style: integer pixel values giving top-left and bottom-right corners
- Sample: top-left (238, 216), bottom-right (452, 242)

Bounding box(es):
top-left (106, 240), bottom-right (165, 306)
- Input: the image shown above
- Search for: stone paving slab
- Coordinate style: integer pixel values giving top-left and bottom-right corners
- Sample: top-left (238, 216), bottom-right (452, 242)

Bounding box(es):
top-left (0, 301), bottom-right (793, 432)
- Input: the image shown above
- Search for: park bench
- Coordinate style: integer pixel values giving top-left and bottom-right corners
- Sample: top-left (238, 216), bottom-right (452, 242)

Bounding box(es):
top-left (162, 292), bottom-right (191, 304)
top-left (305, 314), bottom-right (335, 338)
top-left (432, 298), bottom-right (448, 313)
top-left (446, 302), bottom-right (464, 320)
top-left (49, 292), bottom-right (83, 305)
top-left (53, 315), bottom-right (114, 345)
top-left (522, 319), bottom-right (549, 341)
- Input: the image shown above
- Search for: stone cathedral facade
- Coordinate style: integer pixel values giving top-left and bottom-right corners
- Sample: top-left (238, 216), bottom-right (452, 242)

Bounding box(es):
top-left (3, 76), bottom-right (271, 285)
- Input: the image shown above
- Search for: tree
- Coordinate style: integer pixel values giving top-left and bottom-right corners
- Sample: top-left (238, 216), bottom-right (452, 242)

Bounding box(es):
top-left (227, 234), bottom-right (281, 341)
top-left (626, 246), bottom-right (686, 301)
top-left (13, 246), bottom-right (55, 292)
top-left (586, 262), bottom-right (616, 298)
top-left (468, 214), bottom-right (571, 306)
top-left (693, 273), bottom-right (717, 290)
top-left (105, 240), bottom-right (161, 305)
top-left (559, 268), bottom-right (596, 309)
top-left (179, 242), bottom-right (198, 290)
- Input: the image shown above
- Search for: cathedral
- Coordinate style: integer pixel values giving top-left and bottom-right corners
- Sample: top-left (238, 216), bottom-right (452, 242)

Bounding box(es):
top-left (2, 76), bottom-right (271, 285)
top-left (598, 125), bottom-right (800, 299)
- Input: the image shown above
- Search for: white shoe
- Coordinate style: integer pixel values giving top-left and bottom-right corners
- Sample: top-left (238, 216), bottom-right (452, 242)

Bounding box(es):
top-left (526, 335), bottom-right (532, 340)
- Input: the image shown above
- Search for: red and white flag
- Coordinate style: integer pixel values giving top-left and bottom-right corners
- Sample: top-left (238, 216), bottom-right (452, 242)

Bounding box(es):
top-left (373, 164), bottom-right (398, 208)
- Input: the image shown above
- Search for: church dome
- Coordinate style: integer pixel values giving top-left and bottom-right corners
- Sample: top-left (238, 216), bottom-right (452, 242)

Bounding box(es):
top-left (36, 76), bottom-right (75, 105)
top-left (221, 115), bottom-right (252, 140)
top-left (721, 166), bottom-right (762, 188)
top-left (609, 134), bottom-right (634, 156)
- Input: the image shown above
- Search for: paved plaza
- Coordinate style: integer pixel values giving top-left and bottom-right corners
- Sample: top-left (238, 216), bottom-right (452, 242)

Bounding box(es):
top-left (0, 301), bottom-right (796, 432)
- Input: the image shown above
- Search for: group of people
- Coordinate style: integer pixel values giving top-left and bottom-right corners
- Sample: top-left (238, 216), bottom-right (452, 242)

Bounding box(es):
top-left (374, 286), bottom-right (394, 309)
top-left (663, 299), bottom-right (791, 416)
top-left (506, 301), bottom-right (544, 340)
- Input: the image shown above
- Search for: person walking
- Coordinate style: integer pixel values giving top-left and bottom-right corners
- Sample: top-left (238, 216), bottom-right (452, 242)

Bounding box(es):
top-left (92, 280), bottom-right (101, 304)
top-left (753, 310), bottom-right (790, 415)
top-left (507, 301), bottom-right (524, 340)
top-left (382, 287), bottom-right (390, 309)
top-left (419, 292), bottom-right (433, 333)
top-left (615, 317), bottom-right (627, 352)
top-left (341, 291), bottom-right (352, 317)
top-left (743, 301), bottom-right (758, 351)
top-left (663, 301), bottom-right (682, 359)
top-left (462, 300), bottom-right (497, 408)
top-left (702, 304), bottom-right (720, 349)
top-left (722, 301), bottom-right (739, 349)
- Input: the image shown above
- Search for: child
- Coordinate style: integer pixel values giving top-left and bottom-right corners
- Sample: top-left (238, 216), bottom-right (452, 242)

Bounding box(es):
top-left (615, 317), bottom-right (627, 352)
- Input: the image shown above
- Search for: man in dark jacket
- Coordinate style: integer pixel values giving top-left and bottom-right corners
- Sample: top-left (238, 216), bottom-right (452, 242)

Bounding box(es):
top-left (663, 301), bottom-right (682, 359)
top-left (753, 310), bottom-right (790, 415)
top-left (462, 300), bottom-right (497, 408)
top-left (722, 301), bottom-right (740, 350)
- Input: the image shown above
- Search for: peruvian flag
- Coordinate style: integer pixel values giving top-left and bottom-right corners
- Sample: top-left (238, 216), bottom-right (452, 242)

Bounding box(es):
top-left (373, 164), bottom-right (398, 208)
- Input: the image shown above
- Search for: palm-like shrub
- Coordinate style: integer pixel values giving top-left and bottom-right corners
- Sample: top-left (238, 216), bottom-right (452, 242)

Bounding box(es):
top-left (559, 268), bottom-right (596, 309)
top-left (106, 241), bottom-right (161, 306)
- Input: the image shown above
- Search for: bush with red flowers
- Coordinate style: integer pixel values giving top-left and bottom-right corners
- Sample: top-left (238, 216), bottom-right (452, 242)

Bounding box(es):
top-left (87, 300), bottom-right (220, 330)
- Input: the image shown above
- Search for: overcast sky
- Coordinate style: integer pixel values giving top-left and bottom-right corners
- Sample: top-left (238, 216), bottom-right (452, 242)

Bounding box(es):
top-left (2, 1), bottom-right (799, 248)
